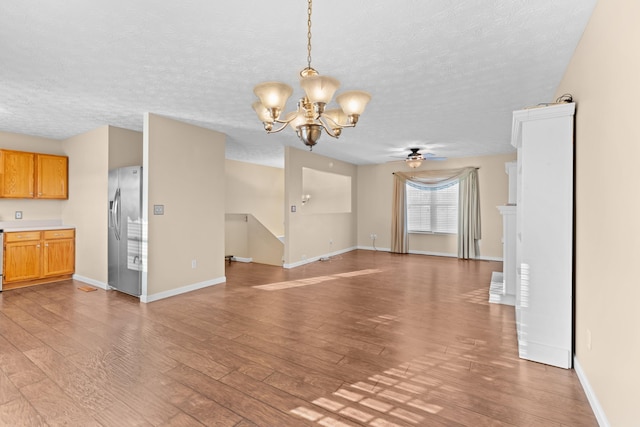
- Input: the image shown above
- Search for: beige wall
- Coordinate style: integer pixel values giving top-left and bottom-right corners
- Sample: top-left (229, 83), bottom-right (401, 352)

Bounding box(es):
top-left (108, 126), bottom-right (143, 169)
top-left (554, 0), bottom-right (640, 423)
top-left (143, 114), bottom-right (226, 300)
top-left (0, 131), bottom-right (65, 221)
top-left (284, 147), bottom-right (357, 266)
top-left (61, 126), bottom-right (110, 284)
top-left (225, 159), bottom-right (284, 236)
top-left (225, 214), bottom-right (249, 259)
top-left (357, 153), bottom-right (515, 259)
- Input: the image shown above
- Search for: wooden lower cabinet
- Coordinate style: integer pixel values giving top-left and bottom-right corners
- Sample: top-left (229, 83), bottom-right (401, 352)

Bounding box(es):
top-left (4, 231), bottom-right (41, 283)
top-left (3, 229), bottom-right (75, 290)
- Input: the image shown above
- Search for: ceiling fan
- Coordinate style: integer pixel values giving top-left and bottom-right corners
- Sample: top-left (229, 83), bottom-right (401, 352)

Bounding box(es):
top-left (400, 148), bottom-right (447, 168)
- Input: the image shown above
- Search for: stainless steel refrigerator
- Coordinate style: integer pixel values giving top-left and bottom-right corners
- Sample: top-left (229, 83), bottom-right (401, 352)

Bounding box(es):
top-left (108, 166), bottom-right (142, 296)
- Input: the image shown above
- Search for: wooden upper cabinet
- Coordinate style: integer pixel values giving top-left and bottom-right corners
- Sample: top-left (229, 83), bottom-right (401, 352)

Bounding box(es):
top-left (0, 149), bottom-right (35, 198)
top-left (0, 149), bottom-right (68, 199)
top-left (36, 154), bottom-right (68, 199)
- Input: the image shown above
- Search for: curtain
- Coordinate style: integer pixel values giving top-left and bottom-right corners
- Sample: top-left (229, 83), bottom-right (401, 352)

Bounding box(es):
top-left (391, 175), bottom-right (408, 253)
top-left (391, 167), bottom-right (480, 259)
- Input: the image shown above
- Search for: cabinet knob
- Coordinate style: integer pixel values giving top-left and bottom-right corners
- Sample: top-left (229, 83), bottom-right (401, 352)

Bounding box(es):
top-left (37, 244), bottom-right (40, 248)
top-left (45, 243), bottom-right (49, 247)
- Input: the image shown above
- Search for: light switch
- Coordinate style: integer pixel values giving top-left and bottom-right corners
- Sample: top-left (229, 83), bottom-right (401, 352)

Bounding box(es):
top-left (15, 211), bottom-right (22, 219)
top-left (153, 205), bottom-right (164, 215)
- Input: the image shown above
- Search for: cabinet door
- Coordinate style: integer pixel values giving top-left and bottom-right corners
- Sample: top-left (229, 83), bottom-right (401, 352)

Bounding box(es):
top-left (0, 150), bottom-right (35, 198)
top-left (43, 238), bottom-right (75, 277)
top-left (36, 154), bottom-right (68, 199)
top-left (4, 241), bottom-right (41, 283)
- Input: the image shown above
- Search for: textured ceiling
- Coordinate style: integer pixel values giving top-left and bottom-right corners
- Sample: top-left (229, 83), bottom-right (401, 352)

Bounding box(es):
top-left (0, 1), bottom-right (596, 168)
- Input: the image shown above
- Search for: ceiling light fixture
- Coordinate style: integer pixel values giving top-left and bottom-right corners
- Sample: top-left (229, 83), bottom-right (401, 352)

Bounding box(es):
top-left (405, 148), bottom-right (424, 168)
top-left (252, 0), bottom-right (371, 150)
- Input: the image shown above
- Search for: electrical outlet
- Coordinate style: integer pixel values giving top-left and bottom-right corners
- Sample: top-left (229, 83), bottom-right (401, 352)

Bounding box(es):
top-left (329, 239), bottom-right (333, 245)
top-left (15, 211), bottom-right (23, 220)
top-left (370, 233), bottom-right (377, 240)
top-left (153, 205), bottom-right (164, 215)
top-left (191, 259), bottom-right (197, 269)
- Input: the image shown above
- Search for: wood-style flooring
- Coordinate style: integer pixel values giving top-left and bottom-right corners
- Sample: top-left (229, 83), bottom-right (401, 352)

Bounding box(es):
top-left (0, 251), bottom-right (597, 426)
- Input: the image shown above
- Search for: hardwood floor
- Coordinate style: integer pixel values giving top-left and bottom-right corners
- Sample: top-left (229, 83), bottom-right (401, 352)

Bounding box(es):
top-left (0, 250), bottom-right (596, 426)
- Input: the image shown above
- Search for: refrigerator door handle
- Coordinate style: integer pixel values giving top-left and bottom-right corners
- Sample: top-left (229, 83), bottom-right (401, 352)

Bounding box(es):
top-left (114, 188), bottom-right (121, 241)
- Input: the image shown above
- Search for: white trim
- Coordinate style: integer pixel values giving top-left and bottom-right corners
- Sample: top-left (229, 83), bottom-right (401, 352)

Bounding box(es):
top-left (283, 247), bottom-right (357, 269)
top-left (476, 255), bottom-right (503, 262)
top-left (140, 276), bottom-right (226, 303)
top-left (72, 274), bottom-right (108, 290)
top-left (410, 250), bottom-right (502, 262)
top-left (511, 102), bottom-right (575, 148)
top-left (518, 339), bottom-right (571, 369)
top-left (409, 249), bottom-right (457, 258)
top-left (574, 356), bottom-right (610, 427)
top-left (488, 272), bottom-right (515, 306)
top-left (232, 257), bottom-right (252, 263)
top-left (357, 245), bottom-right (391, 252)
top-left (355, 246), bottom-right (502, 261)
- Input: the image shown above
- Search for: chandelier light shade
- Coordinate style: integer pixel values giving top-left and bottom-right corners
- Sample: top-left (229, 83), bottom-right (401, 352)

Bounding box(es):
top-left (252, 0), bottom-right (371, 149)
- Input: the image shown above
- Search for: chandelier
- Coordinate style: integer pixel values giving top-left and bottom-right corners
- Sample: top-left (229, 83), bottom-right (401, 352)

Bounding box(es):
top-left (252, 0), bottom-right (371, 150)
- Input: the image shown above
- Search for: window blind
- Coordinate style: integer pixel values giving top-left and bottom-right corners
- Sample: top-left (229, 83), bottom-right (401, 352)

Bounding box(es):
top-left (406, 182), bottom-right (458, 234)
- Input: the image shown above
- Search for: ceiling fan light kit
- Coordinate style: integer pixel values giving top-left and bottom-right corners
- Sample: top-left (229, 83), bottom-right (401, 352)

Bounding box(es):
top-left (406, 148), bottom-right (424, 168)
top-left (252, 0), bottom-right (371, 150)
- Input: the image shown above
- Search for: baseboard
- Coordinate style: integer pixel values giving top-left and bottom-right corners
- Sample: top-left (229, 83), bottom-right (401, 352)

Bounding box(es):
top-left (518, 339), bottom-right (572, 369)
top-left (140, 276), bottom-right (226, 303)
top-left (574, 356), bottom-right (610, 426)
top-left (488, 271), bottom-right (516, 306)
top-left (476, 255), bottom-right (503, 262)
top-left (72, 274), bottom-right (108, 290)
top-left (283, 247), bottom-right (357, 269)
top-left (357, 245), bottom-right (391, 252)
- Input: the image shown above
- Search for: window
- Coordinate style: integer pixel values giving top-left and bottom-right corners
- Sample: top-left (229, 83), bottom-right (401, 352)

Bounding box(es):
top-left (406, 182), bottom-right (458, 234)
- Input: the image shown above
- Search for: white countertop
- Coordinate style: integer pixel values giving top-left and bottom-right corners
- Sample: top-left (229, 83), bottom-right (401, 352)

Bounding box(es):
top-left (0, 220), bottom-right (75, 232)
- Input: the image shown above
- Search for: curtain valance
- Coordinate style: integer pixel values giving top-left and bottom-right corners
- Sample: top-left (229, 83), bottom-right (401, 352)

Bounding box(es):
top-left (393, 167), bottom-right (477, 188)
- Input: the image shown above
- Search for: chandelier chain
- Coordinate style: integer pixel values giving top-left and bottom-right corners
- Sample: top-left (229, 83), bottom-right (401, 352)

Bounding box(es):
top-left (306, 0), bottom-right (312, 70)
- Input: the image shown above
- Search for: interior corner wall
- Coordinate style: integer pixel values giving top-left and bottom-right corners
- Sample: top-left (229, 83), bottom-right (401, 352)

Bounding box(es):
top-left (357, 152), bottom-right (516, 259)
top-left (61, 126), bottom-right (110, 284)
top-left (553, 0), bottom-right (640, 424)
top-left (225, 159), bottom-right (284, 237)
top-left (143, 114), bottom-right (226, 301)
top-left (108, 126), bottom-right (143, 169)
top-left (284, 147), bottom-right (357, 266)
top-left (0, 131), bottom-right (65, 221)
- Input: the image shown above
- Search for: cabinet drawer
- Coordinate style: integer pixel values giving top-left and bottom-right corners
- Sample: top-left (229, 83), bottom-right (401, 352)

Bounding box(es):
top-left (43, 229), bottom-right (75, 240)
top-left (5, 231), bottom-right (41, 242)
